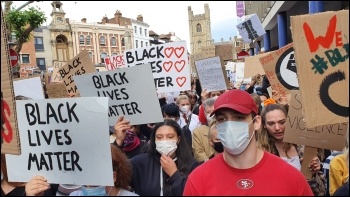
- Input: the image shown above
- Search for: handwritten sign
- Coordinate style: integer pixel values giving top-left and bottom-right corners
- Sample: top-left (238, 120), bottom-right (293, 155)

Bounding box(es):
top-left (284, 90), bottom-right (348, 150)
top-left (1, 7), bottom-right (21, 155)
top-left (291, 10), bottom-right (349, 128)
top-left (260, 43), bottom-right (297, 104)
top-left (236, 14), bottom-right (266, 43)
top-left (59, 50), bottom-right (96, 96)
top-left (195, 56), bottom-right (229, 92)
top-left (13, 76), bottom-right (45, 100)
top-left (6, 97), bottom-right (114, 186)
top-left (235, 62), bottom-right (251, 84)
top-left (124, 41), bottom-right (190, 93)
top-left (51, 61), bottom-right (66, 83)
top-left (46, 83), bottom-right (68, 98)
top-left (104, 55), bottom-right (125, 70)
top-left (74, 64), bottom-right (163, 126)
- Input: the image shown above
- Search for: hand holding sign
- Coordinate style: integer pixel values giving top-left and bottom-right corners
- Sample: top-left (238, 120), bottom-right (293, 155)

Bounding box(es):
top-left (25, 175), bottom-right (50, 196)
top-left (114, 116), bottom-right (131, 146)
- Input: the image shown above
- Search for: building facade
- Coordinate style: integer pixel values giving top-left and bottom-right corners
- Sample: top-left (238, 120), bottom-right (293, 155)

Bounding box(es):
top-left (34, 26), bottom-right (53, 70)
top-left (188, 3), bottom-right (212, 55)
top-left (131, 15), bottom-right (150, 48)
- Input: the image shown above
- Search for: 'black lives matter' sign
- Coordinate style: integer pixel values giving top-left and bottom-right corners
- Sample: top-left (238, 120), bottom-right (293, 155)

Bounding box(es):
top-left (6, 97), bottom-right (114, 186)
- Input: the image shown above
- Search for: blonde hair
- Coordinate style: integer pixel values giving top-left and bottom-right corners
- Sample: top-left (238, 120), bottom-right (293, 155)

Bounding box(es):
top-left (175, 95), bottom-right (189, 105)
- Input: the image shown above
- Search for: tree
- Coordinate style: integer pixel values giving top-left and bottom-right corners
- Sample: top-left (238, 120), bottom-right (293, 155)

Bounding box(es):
top-left (4, 5), bottom-right (46, 54)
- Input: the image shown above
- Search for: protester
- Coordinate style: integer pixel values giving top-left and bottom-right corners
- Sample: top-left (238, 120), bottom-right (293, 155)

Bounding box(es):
top-left (70, 145), bottom-right (137, 196)
top-left (115, 118), bottom-right (199, 196)
top-left (185, 91), bottom-right (200, 115)
top-left (192, 97), bottom-right (216, 162)
top-left (175, 95), bottom-right (201, 133)
top-left (183, 89), bottom-right (313, 195)
top-left (258, 103), bottom-right (326, 196)
top-left (250, 92), bottom-right (263, 115)
top-left (198, 89), bottom-right (223, 125)
top-left (1, 154), bottom-right (59, 196)
top-left (207, 120), bottom-right (223, 158)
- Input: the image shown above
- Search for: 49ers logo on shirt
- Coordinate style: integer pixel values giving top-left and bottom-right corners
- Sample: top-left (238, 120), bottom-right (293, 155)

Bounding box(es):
top-left (236, 179), bottom-right (254, 189)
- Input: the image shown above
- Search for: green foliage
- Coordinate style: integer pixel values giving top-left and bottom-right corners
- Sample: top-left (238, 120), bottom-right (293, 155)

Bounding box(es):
top-left (5, 6), bottom-right (46, 43)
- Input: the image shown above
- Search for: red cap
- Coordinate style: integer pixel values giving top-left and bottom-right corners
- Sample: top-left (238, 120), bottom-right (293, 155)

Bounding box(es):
top-left (210, 89), bottom-right (258, 116)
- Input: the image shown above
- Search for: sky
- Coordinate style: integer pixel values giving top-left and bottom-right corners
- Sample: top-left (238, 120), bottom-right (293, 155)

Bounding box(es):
top-left (9, 1), bottom-right (240, 51)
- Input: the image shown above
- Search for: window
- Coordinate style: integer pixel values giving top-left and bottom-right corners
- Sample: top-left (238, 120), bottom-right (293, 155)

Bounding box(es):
top-left (196, 23), bottom-right (202, 32)
top-left (34, 37), bottom-right (44, 51)
top-left (135, 40), bottom-right (138, 48)
top-left (112, 52), bottom-right (119, 56)
top-left (34, 28), bottom-right (43, 32)
top-left (100, 52), bottom-right (108, 63)
top-left (134, 26), bottom-right (137, 34)
top-left (79, 35), bottom-right (85, 45)
top-left (139, 27), bottom-right (142, 35)
top-left (100, 36), bottom-right (106, 46)
top-left (36, 58), bottom-right (46, 70)
top-left (21, 54), bottom-right (30, 64)
top-left (11, 32), bottom-right (16, 42)
top-left (121, 38), bottom-right (125, 46)
top-left (141, 41), bottom-right (143, 47)
top-left (111, 37), bottom-right (117, 46)
top-left (88, 51), bottom-right (93, 58)
top-left (144, 29), bottom-right (147, 37)
top-left (86, 35), bottom-right (91, 45)
top-left (235, 41), bottom-right (240, 47)
top-left (145, 42), bottom-right (148, 47)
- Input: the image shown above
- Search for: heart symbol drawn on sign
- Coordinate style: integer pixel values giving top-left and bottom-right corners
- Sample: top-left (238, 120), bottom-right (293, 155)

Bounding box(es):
top-left (164, 47), bottom-right (174, 58)
top-left (175, 60), bottom-right (185, 72)
top-left (176, 77), bottom-right (186, 87)
top-left (174, 47), bottom-right (185, 58)
top-left (163, 61), bottom-right (173, 72)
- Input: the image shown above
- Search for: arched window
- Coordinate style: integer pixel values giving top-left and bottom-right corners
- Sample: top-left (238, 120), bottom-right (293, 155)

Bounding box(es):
top-left (88, 51), bottom-right (93, 58)
top-left (79, 35), bottom-right (84, 45)
top-left (100, 36), bottom-right (106, 46)
top-left (111, 37), bottom-right (117, 46)
top-left (112, 52), bottom-right (119, 56)
top-left (121, 38), bottom-right (125, 46)
top-left (196, 23), bottom-right (202, 32)
top-left (101, 52), bottom-right (108, 63)
top-left (86, 35), bottom-right (91, 45)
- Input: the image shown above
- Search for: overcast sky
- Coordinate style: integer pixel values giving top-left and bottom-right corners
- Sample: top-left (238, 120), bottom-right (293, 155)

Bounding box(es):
top-left (10, 1), bottom-right (240, 50)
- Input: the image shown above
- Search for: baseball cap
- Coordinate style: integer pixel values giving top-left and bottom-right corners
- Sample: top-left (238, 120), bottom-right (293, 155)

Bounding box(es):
top-left (210, 89), bottom-right (258, 116)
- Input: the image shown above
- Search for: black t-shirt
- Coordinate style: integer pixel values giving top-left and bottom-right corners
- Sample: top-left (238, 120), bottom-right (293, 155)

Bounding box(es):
top-left (1, 184), bottom-right (59, 196)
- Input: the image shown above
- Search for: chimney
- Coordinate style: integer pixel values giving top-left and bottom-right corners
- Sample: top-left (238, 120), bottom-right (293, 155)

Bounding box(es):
top-left (115, 10), bottom-right (122, 25)
top-left (137, 14), bottom-right (143, 22)
top-left (81, 18), bottom-right (86, 23)
top-left (102, 15), bottom-right (108, 24)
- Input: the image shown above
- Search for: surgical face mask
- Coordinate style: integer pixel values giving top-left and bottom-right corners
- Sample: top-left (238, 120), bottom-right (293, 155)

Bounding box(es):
top-left (216, 119), bottom-right (255, 155)
top-left (81, 186), bottom-right (107, 196)
top-left (179, 105), bottom-right (190, 113)
top-left (206, 114), bottom-right (213, 122)
top-left (155, 140), bottom-right (177, 156)
top-left (213, 142), bottom-right (224, 153)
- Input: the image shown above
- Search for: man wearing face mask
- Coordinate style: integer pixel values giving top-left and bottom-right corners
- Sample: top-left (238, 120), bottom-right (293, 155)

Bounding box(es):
top-left (192, 97), bottom-right (217, 162)
top-left (183, 89), bottom-right (313, 196)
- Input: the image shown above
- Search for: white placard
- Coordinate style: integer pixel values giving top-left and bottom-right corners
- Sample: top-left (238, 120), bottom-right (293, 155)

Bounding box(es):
top-left (104, 55), bottom-right (125, 70)
top-left (123, 41), bottom-right (190, 93)
top-left (14, 76), bottom-right (45, 100)
top-left (236, 14), bottom-right (266, 43)
top-left (74, 64), bottom-right (163, 126)
top-left (195, 56), bottom-right (227, 92)
top-left (6, 97), bottom-right (114, 186)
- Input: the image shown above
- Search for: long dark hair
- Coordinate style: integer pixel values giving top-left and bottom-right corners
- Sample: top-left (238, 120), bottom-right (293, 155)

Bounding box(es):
top-left (146, 119), bottom-right (194, 195)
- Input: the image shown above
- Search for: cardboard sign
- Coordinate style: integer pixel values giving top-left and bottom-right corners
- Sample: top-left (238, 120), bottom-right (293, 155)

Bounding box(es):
top-left (291, 10), bottom-right (349, 128)
top-left (244, 52), bottom-right (272, 78)
top-left (236, 14), bottom-right (266, 43)
top-left (13, 76), bottom-right (45, 100)
top-left (46, 83), bottom-right (68, 98)
top-left (300, 146), bottom-right (318, 179)
top-left (51, 61), bottom-right (66, 83)
top-left (195, 56), bottom-right (229, 92)
top-left (44, 73), bottom-right (52, 85)
top-left (1, 7), bottom-right (21, 155)
top-left (6, 97), bottom-right (114, 186)
top-left (104, 55), bottom-right (125, 70)
top-left (260, 43), bottom-right (297, 104)
top-left (74, 64), bottom-right (163, 126)
top-left (59, 50), bottom-right (96, 96)
top-left (46, 67), bottom-right (54, 73)
top-left (124, 41), bottom-right (190, 93)
top-left (284, 90), bottom-right (348, 151)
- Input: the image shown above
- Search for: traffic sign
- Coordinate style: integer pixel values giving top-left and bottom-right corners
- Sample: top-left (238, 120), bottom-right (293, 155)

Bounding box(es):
top-left (9, 49), bottom-right (18, 67)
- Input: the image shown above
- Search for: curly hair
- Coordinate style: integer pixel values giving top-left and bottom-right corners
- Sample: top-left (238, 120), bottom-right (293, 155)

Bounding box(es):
top-left (110, 145), bottom-right (132, 190)
top-left (258, 104), bottom-right (295, 158)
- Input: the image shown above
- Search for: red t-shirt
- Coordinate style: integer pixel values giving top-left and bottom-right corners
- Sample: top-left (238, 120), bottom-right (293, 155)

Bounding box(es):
top-left (198, 105), bottom-right (207, 125)
top-left (183, 151), bottom-right (313, 196)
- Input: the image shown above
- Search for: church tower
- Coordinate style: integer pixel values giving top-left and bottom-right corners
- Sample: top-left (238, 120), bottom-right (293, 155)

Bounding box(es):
top-left (188, 3), bottom-right (212, 55)
top-left (48, 1), bottom-right (73, 62)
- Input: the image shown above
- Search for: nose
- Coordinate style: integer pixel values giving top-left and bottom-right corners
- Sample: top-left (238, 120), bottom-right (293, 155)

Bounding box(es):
top-left (274, 123), bottom-right (280, 131)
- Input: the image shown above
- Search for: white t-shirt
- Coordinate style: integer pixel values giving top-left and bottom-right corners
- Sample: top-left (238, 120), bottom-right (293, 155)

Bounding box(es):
top-left (281, 155), bottom-right (301, 171)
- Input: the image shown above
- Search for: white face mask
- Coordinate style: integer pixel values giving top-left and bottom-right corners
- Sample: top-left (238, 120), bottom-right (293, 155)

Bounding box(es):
top-left (206, 114), bottom-right (213, 122)
top-left (216, 119), bottom-right (255, 155)
top-left (155, 140), bottom-right (177, 156)
top-left (179, 105), bottom-right (190, 113)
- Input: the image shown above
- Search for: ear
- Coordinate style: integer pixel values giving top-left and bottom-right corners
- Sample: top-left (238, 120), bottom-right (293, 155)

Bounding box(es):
top-left (113, 171), bottom-right (117, 183)
top-left (253, 115), bottom-right (262, 131)
top-left (208, 139), bottom-right (214, 146)
top-left (177, 136), bottom-right (181, 145)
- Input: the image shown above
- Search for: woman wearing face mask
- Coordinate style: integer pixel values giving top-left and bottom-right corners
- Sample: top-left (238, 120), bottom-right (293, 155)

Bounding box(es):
top-left (70, 145), bottom-right (138, 196)
top-left (115, 117), bottom-right (199, 196)
top-left (208, 120), bottom-right (224, 159)
top-left (175, 95), bottom-right (201, 134)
